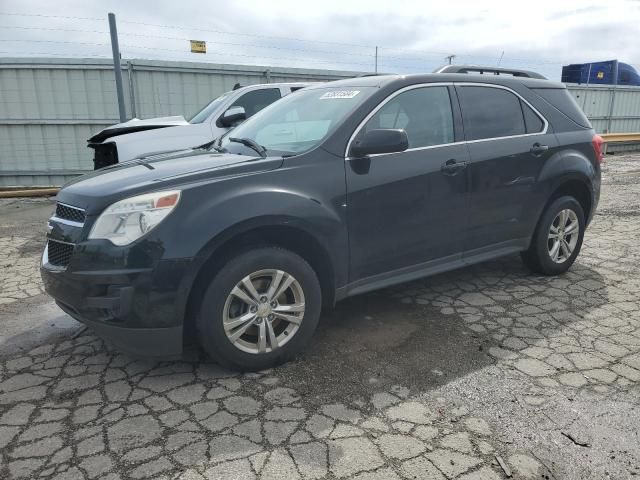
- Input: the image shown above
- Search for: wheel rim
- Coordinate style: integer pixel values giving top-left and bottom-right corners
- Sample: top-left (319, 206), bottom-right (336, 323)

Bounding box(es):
top-left (547, 209), bottom-right (579, 264)
top-left (222, 269), bottom-right (305, 354)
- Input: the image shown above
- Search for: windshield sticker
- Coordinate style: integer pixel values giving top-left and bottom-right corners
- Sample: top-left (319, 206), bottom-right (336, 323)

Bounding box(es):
top-left (320, 90), bottom-right (360, 99)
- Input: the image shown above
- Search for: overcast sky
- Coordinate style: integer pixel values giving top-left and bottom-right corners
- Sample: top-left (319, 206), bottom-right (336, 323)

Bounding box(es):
top-left (1, 0), bottom-right (639, 80)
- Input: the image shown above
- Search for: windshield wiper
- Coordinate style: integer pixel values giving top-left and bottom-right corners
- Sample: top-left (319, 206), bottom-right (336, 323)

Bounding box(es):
top-left (229, 137), bottom-right (267, 158)
top-left (195, 139), bottom-right (226, 153)
top-left (195, 139), bottom-right (215, 150)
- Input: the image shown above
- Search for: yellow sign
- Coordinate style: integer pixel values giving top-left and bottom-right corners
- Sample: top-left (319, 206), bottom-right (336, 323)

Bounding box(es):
top-left (190, 40), bottom-right (206, 54)
top-left (597, 71), bottom-right (604, 79)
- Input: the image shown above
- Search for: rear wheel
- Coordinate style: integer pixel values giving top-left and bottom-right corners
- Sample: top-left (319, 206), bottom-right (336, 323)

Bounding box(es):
top-left (521, 196), bottom-right (585, 275)
top-left (196, 247), bottom-right (322, 371)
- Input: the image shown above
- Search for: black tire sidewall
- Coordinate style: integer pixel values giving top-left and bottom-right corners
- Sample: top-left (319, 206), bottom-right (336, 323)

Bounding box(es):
top-left (532, 196), bottom-right (585, 275)
top-left (196, 247), bottom-right (322, 371)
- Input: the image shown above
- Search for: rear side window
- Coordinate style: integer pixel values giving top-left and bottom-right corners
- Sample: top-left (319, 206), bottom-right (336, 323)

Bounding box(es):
top-left (521, 100), bottom-right (544, 133)
top-left (457, 86), bottom-right (525, 140)
top-left (531, 88), bottom-right (591, 128)
top-left (362, 86), bottom-right (454, 148)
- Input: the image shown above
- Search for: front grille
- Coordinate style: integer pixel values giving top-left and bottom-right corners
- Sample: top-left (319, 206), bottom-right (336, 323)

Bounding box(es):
top-left (55, 203), bottom-right (86, 224)
top-left (47, 240), bottom-right (74, 267)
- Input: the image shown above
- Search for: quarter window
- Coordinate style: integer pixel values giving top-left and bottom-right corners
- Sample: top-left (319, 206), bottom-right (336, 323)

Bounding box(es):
top-left (361, 86), bottom-right (454, 149)
top-left (521, 100), bottom-right (544, 133)
top-left (458, 86), bottom-right (527, 140)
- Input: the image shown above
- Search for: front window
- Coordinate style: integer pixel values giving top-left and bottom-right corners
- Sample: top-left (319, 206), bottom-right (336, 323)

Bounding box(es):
top-left (217, 86), bottom-right (375, 157)
top-left (189, 92), bottom-right (232, 124)
top-left (359, 86), bottom-right (454, 149)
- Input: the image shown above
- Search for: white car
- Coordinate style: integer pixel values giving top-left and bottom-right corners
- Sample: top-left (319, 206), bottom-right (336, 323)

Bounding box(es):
top-left (88, 82), bottom-right (316, 168)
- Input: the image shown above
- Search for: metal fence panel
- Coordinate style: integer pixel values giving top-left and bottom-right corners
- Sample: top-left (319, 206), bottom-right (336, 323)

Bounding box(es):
top-left (1, 123), bottom-right (109, 171)
top-left (0, 58), bottom-right (361, 186)
top-left (567, 84), bottom-right (640, 131)
top-left (566, 84), bottom-right (640, 153)
top-left (2, 58), bottom-right (640, 187)
top-left (568, 86), bottom-right (612, 117)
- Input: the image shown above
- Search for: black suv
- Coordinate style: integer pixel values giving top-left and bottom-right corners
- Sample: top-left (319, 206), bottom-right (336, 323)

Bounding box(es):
top-left (42, 66), bottom-right (602, 370)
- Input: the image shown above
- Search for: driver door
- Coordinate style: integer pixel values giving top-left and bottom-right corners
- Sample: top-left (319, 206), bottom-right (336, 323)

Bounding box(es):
top-left (345, 85), bottom-right (470, 284)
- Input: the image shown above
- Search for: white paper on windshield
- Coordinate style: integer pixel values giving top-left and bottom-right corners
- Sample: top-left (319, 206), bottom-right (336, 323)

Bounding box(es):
top-left (320, 90), bottom-right (360, 99)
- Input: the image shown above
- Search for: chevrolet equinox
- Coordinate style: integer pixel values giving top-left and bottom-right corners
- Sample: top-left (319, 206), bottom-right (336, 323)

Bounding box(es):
top-left (42, 66), bottom-right (602, 370)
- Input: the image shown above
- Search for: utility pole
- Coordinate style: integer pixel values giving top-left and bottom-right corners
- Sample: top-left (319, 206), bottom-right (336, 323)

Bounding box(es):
top-left (582, 63), bottom-right (593, 110)
top-left (374, 46), bottom-right (378, 73)
top-left (108, 12), bottom-right (127, 123)
top-left (445, 54), bottom-right (456, 65)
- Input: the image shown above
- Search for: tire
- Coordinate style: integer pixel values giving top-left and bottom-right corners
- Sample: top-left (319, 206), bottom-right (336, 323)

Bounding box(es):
top-left (521, 196), bottom-right (585, 275)
top-left (196, 247), bottom-right (322, 371)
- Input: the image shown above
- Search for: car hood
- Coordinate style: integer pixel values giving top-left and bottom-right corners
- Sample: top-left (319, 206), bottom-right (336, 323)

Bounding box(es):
top-left (88, 115), bottom-right (190, 143)
top-left (57, 150), bottom-right (282, 214)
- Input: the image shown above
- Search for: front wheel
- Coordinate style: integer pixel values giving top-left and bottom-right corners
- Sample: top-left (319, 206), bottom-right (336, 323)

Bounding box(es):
top-left (521, 196), bottom-right (585, 275)
top-left (196, 247), bottom-right (322, 371)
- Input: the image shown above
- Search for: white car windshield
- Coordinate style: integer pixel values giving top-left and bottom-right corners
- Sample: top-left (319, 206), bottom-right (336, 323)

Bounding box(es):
top-left (189, 92), bottom-right (232, 124)
top-left (217, 86), bottom-right (375, 156)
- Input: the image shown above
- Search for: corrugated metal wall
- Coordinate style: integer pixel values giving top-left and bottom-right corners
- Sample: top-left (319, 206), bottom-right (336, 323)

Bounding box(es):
top-left (567, 83), bottom-right (640, 152)
top-left (0, 58), bottom-right (361, 187)
top-left (2, 58), bottom-right (640, 187)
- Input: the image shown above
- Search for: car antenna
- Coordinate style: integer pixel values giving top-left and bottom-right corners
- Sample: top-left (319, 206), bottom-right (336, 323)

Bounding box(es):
top-left (233, 83), bottom-right (242, 90)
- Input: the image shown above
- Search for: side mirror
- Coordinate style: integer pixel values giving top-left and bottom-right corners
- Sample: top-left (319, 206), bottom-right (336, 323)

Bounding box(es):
top-left (350, 129), bottom-right (409, 158)
top-left (220, 106), bottom-right (246, 127)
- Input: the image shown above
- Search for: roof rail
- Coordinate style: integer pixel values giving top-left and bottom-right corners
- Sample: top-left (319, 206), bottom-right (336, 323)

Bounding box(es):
top-left (434, 64), bottom-right (547, 80)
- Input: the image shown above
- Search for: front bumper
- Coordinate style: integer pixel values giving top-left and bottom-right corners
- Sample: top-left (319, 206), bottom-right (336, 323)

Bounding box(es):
top-left (56, 300), bottom-right (182, 357)
top-left (41, 246), bottom-right (188, 357)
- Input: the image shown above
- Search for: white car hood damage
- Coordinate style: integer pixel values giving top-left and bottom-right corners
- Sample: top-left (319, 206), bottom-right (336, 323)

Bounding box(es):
top-left (88, 115), bottom-right (190, 143)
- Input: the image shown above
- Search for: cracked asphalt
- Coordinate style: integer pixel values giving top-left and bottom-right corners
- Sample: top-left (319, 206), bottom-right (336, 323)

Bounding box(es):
top-left (1, 154), bottom-right (640, 480)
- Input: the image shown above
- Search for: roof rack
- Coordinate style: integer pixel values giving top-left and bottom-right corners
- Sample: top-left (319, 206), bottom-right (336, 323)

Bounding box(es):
top-left (434, 64), bottom-right (547, 80)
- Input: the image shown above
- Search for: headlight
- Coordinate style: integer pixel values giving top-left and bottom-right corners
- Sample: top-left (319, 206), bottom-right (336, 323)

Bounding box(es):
top-left (89, 190), bottom-right (181, 246)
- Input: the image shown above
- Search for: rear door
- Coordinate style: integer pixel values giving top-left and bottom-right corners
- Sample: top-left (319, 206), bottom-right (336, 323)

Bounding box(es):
top-left (455, 84), bottom-right (558, 256)
top-left (346, 85), bottom-right (470, 282)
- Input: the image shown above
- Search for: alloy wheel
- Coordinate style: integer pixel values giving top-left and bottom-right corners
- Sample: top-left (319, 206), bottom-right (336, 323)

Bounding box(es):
top-left (547, 208), bottom-right (579, 263)
top-left (222, 269), bottom-right (306, 354)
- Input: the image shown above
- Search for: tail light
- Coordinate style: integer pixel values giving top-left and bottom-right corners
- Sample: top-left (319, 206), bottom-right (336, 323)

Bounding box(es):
top-left (592, 134), bottom-right (604, 164)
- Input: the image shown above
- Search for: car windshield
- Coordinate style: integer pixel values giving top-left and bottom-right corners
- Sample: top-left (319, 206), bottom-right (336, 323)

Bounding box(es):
top-left (189, 92), bottom-right (232, 124)
top-left (217, 86), bottom-right (375, 157)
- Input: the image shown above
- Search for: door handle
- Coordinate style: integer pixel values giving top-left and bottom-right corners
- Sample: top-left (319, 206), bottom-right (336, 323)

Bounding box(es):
top-left (441, 159), bottom-right (467, 175)
top-left (530, 143), bottom-right (549, 155)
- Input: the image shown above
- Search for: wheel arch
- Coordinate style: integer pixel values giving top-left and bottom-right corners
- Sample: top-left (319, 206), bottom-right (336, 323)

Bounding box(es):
top-left (535, 145), bottom-right (597, 226)
top-left (181, 218), bottom-right (337, 340)
top-left (526, 172), bottom-right (594, 251)
top-left (548, 178), bottom-right (593, 223)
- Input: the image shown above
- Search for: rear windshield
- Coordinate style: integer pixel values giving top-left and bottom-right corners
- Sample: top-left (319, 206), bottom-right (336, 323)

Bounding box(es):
top-left (531, 88), bottom-right (591, 128)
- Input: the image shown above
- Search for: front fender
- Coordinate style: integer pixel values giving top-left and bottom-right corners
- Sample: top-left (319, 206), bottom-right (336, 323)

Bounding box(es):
top-left (182, 187), bottom-right (343, 256)
top-left (168, 184), bottom-right (347, 319)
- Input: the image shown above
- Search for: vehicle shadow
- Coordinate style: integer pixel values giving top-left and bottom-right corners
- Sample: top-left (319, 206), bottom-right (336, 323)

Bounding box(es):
top-left (277, 254), bottom-right (610, 403)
